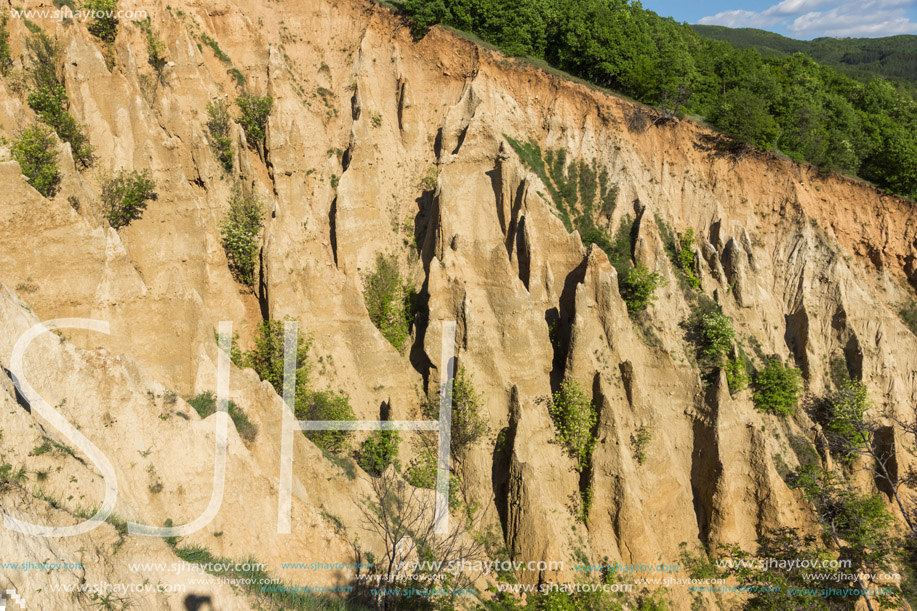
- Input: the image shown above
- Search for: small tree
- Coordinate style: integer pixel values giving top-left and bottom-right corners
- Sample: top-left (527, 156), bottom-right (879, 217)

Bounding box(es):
top-left (619, 263), bottom-right (665, 316)
top-left (244, 318), bottom-right (312, 409)
top-left (84, 0), bottom-right (119, 43)
top-left (219, 187), bottom-right (264, 287)
top-left (206, 99), bottom-right (234, 173)
top-left (12, 124), bottom-right (61, 197)
top-left (236, 94), bottom-right (273, 149)
top-left (358, 430), bottom-right (400, 476)
top-left (0, 15), bottom-right (12, 76)
top-left (547, 378), bottom-right (597, 471)
top-left (677, 228), bottom-right (701, 289)
top-left (424, 366), bottom-right (489, 457)
top-left (687, 305), bottom-right (736, 369)
top-left (363, 253), bottom-right (415, 352)
top-left (101, 169), bottom-right (157, 229)
top-left (300, 389), bottom-right (356, 454)
top-left (752, 358), bottom-right (802, 416)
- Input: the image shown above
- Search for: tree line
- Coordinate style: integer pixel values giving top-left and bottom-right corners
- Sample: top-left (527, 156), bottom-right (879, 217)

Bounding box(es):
top-left (401, 0), bottom-right (917, 199)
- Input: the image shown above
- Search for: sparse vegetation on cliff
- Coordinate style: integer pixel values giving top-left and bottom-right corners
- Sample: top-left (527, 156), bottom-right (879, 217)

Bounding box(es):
top-left (358, 430), bottom-right (400, 476)
top-left (100, 168), bottom-right (158, 229)
top-left (12, 124), bottom-right (61, 198)
top-left (300, 389), bottom-right (356, 454)
top-left (618, 263), bottom-right (666, 316)
top-left (187, 391), bottom-right (258, 443)
top-left (219, 187), bottom-right (264, 287)
top-left (84, 0), bottom-right (119, 43)
top-left (25, 32), bottom-right (95, 168)
top-left (423, 366), bottom-right (489, 456)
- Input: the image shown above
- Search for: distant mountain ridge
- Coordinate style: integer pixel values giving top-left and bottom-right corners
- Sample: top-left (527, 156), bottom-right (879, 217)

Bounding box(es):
top-left (692, 24), bottom-right (917, 91)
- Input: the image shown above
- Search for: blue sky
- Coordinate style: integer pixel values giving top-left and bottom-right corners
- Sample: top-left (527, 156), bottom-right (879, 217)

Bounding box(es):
top-left (643, 0), bottom-right (917, 38)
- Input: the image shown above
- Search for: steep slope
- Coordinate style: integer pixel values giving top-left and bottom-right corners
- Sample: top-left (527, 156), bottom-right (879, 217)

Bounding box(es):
top-left (0, 0), bottom-right (916, 609)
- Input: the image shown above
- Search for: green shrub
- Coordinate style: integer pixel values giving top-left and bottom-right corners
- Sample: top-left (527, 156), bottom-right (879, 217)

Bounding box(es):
top-left (363, 252), bottom-right (415, 352)
top-left (206, 99), bottom-right (234, 173)
top-left (631, 425), bottom-right (652, 465)
top-left (100, 168), bottom-right (157, 229)
top-left (423, 366), bottom-right (489, 455)
top-left (200, 33), bottom-right (230, 63)
top-left (619, 263), bottom-right (666, 316)
top-left (358, 430), bottom-right (400, 476)
top-left (140, 20), bottom-right (167, 76)
top-left (823, 379), bottom-right (870, 458)
top-left (219, 187), bottom-right (264, 287)
top-left (299, 389), bottom-right (355, 454)
top-left (547, 378), bottom-right (597, 471)
top-left (404, 448), bottom-right (460, 510)
top-left (12, 124), bottom-right (61, 197)
top-left (753, 358), bottom-right (803, 417)
top-left (0, 15), bottom-right (12, 76)
top-left (900, 300), bottom-right (917, 336)
top-left (725, 356), bottom-right (750, 393)
top-left (688, 307), bottom-right (736, 368)
top-left (236, 94), bottom-right (273, 147)
top-left (244, 318), bottom-right (312, 407)
top-left (187, 391), bottom-right (257, 443)
top-left (214, 329), bottom-right (244, 367)
top-left (677, 228), bottom-right (701, 289)
top-left (84, 0), bottom-right (118, 43)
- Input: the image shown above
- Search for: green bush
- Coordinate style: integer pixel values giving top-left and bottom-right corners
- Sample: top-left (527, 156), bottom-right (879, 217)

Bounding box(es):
top-left (0, 15), bottom-right (12, 76)
top-left (100, 168), bottom-right (157, 229)
top-left (299, 389), bottom-right (355, 454)
top-left (206, 99), bottom-right (234, 173)
top-left (688, 306), bottom-right (736, 368)
top-left (244, 318), bottom-right (312, 408)
top-left (631, 425), bottom-right (652, 465)
top-left (823, 379), bottom-right (870, 458)
top-left (236, 94), bottom-right (273, 147)
top-left (358, 430), bottom-right (400, 476)
top-left (619, 263), bottom-right (666, 316)
top-left (144, 24), bottom-right (167, 77)
top-left (677, 228), bottom-right (701, 289)
top-left (363, 252), bottom-right (415, 352)
top-left (423, 366), bottom-right (489, 455)
top-left (404, 448), bottom-right (460, 510)
top-left (753, 358), bottom-right (803, 417)
top-left (547, 378), bottom-right (597, 471)
top-left (219, 187), bottom-right (264, 287)
top-left (187, 391), bottom-right (258, 443)
top-left (12, 124), bottom-right (61, 197)
top-left (84, 0), bottom-right (119, 43)
top-left (725, 356), bottom-right (750, 393)
top-left (900, 300), bottom-right (917, 336)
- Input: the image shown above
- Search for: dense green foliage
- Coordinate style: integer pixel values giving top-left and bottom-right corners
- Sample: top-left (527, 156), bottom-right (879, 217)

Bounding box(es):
top-left (404, 0), bottom-right (917, 199)
top-left (363, 253), bottom-right (415, 352)
top-left (724, 356), bottom-right (749, 393)
top-left (618, 263), bottom-right (665, 315)
top-left (358, 430), bottom-right (400, 476)
top-left (84, 0), bottom-right (119, 43)
top-left (301, 390), bottom-right (356, 454)
top-left (101, 168), bottom-right (157, 229)
top-left (25, 32), bottom-right (95, 168)
top-left (219, 187), bottom-right (264, 287)
top-left (206, 99), bottom-right (235, 173)
top-left (752, 357), bottom-right (802, 416)
top-left (0, 15), bottom-right (11, 76)
top-left (547, 378), bottom-right (597, 471)
top-left (187, 391), bottom-right (258, 443)
top-left (12, 124), bottom-right (61, 197)
top-left (236, 94), bottom-right (273, 148)
top-left (822, 379), bottom-right (870, 460)
top-left (687, 305), bottom-right (736, 368)
top-left (676, 228), bottom-right (700, 289)
top-left (692, 26), bottom-right (917, 93)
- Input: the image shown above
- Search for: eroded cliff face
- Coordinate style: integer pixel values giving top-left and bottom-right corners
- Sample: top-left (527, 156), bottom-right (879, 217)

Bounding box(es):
top-left (1, 0), bottom-right (917, 608)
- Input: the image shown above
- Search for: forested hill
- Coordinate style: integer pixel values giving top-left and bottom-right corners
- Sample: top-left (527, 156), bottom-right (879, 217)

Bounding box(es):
top-left (398, 0), bottom-right (917, 200)
top-left (692, 25), bottom-right (917, 92)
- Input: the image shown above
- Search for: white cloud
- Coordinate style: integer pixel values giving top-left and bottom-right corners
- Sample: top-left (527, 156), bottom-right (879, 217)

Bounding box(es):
top-left (698, 10), bottom-right (778, 28)
top-left (699, 0), bottom-right (917, 37)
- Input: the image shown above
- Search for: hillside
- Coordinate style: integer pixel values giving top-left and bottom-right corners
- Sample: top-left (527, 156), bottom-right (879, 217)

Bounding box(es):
top-left (692, 24), bottom-right (917, 91)
top-left (1, 0), bottom-right (917, 610)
